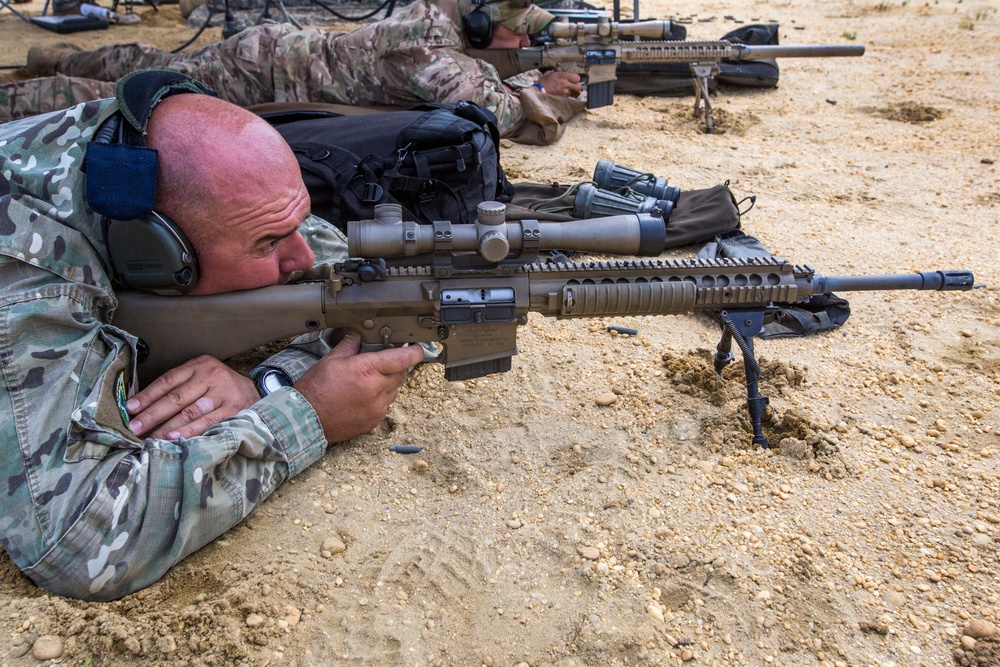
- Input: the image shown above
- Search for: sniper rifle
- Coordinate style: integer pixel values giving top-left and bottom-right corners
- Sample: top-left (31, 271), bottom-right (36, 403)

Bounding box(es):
top-left (113, 204), bottom-right (975, 448)
top-left (468, 19), bottom-right (865, 132)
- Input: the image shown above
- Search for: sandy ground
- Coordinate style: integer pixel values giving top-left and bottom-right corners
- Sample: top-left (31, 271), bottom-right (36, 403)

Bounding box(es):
top-left (1, 0), bottom-right (999, 665)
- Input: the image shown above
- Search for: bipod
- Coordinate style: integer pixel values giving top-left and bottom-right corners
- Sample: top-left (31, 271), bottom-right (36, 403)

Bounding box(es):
top-left (257, 0), bottom-right (301, 28)
top-left (689, 63), bottom-right (719, 133)
top-left (713, 309), bottom-right (770, 448)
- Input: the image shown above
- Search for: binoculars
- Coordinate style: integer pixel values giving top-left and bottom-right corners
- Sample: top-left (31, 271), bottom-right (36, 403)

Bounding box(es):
top-left (572, 160), bottom-right (680, 220)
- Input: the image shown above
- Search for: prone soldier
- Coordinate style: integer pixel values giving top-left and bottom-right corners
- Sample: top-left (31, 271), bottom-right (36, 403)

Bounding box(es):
top-left (0, 0), bottom-right (586, 144)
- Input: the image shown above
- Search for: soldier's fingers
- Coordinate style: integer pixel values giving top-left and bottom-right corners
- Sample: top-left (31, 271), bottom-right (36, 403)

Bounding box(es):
top-left (153, 408), bottom-right (230, 440)
top-left (326, 330), bottom-right (362, 360)
top-left (127, 362), bottom-right (197, 414)
top-left (163, 411), bottom-right (222, 440)
top-left (128, 383), bottom-right (211, 436)
top-left (364, 344), bottom-right (426, 377)
top-left (146, 395), bottom-right (219, 439)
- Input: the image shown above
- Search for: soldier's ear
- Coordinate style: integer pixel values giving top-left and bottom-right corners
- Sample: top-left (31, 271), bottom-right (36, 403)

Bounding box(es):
top-left (463, 2), bottom-right (494, 49)
top-left (104, 211), bottom-right (199, 296)
top-left (86, 112), bottom-right (199, 296)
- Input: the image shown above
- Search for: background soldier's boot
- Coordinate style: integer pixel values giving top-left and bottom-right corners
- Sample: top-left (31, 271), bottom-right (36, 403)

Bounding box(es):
top-left (51, 0), bottom-right (82, 13)
top-left (179, 0), bottom-right (207, 18)
top-left (25, 43), bottom-right (82, 77)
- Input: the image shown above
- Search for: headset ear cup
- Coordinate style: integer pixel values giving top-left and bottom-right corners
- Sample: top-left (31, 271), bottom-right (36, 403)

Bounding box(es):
top-left (107, 212), bottom-right (199, 295)
top-left (464, 8), bottom-right (493, 49)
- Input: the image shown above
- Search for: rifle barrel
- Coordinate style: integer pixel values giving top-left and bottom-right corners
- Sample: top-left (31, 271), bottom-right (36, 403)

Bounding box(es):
top-left (812, 270), bottom-right (975, 294)
top-left (737, 43), bottom-right (866, 60)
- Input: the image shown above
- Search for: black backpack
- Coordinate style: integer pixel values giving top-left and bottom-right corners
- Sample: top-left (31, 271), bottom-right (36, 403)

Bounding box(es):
top-left (614, 23), bottom-right (780, 97)
top-left (716, 24), bottom-right (780, 89)
top-left (262, 102), bottom-right (514, 229)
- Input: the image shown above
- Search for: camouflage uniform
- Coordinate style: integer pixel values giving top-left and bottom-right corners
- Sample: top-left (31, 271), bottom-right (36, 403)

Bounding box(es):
top-left (0, 95), bottom-right (350, 600)
top-left (0, 74), bottom-right (116, 123)
top-left (0, 1), bottom-right (547, 135)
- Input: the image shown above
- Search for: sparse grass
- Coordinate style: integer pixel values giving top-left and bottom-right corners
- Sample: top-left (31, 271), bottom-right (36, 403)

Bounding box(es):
top-left (955, 6), bottom-right (995, 30)
top-left (843, 30), bottom-right (857, 40)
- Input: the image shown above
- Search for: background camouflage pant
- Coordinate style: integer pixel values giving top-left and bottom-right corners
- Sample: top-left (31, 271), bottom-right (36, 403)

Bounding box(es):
top-left (0, 74), bottom-right (115, 123)
top-left (2, 2), bottom-right (524, 133)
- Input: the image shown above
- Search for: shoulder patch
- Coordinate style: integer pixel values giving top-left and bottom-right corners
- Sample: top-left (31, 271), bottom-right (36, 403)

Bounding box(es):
top-left (114, 370), bottom-right (129, 426)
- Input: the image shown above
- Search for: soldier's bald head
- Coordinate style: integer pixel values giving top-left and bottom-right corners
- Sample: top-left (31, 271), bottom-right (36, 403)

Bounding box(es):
top-left (146, 94), bottom-right (305, 244)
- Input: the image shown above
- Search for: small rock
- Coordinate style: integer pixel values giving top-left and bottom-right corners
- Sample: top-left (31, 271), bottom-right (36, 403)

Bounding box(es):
top-left (32, 635), bottom-right (64, 661)
top-left (963, 619), bottom-right (998, 639)
top-left (506, 519), bottom-right (522, 529)
top-left (579, 546), bottom-right (600, 560)
top-left (412, 459), bottom-right (429, 472)
top-left (595, 392), bottom-right (618, 406)
top-left (322, 536), bottom-right (346, 554)
top-left (859, 620), bottom-right (889, 635)
top-left (284, 606), bottom-right (302, 627)
top-left (246, 613), bottom-right (266, 628)
top-left (124, 636), bottom-right (142, 654)
top-left (960, 635), bottom-right (976, 650)
top-left (156, 635), bottom-right (177, 654)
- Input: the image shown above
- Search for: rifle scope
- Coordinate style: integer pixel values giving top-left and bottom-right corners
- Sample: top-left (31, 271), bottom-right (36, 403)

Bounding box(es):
top-left (547, 18), bottom-right (675, 40)
top-left (347, 202), bottom-right (670, 261)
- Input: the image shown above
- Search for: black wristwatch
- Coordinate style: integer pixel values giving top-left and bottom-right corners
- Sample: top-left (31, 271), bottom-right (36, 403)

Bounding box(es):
top-left (250, 367), bottom-right (293, 398)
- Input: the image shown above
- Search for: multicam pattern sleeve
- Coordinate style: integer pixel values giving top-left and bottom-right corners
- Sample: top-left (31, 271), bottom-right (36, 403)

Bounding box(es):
top-left (2, 2), bottom-right (538, 137)
top-left (0, 102), bottom-right (329, 601)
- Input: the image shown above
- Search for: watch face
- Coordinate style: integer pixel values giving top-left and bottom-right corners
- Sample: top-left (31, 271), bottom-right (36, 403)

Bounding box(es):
top-left (260, 370), bottom-right (291, 395)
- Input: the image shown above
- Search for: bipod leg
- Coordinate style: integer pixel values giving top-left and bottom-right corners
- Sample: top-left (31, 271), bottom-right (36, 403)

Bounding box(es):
top-left (713, 326), bottom-right (735, 375)
top-left (690, 63), bottom-right (718, 133)
top-left (257, 0), bottom-right (271, 21)
top-left (718, 310), bottom-right (770, 449)
top-left (275, 0), bottom-right (302, 28)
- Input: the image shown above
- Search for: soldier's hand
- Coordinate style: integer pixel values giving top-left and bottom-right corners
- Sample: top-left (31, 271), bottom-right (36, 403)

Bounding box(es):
top-left (294, 330), bottom-right (424, 443)
top-left (127, 355), bottom-right (260, 440)
top-left (537, 71), bottom-right (583, 97)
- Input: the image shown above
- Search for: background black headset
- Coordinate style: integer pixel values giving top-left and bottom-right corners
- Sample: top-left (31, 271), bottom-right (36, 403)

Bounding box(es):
top-left (463, 0), bottom-right (499, 49)
top-left (86, 112), bottom-right (200, 295)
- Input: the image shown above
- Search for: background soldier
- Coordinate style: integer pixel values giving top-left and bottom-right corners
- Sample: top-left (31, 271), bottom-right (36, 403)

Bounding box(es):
top-left (1, 0), bottom-right (585, 144)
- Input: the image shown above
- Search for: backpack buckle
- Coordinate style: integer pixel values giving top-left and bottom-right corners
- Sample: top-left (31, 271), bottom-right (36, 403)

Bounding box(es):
top-left (362, 182), bottom-right (385, 203)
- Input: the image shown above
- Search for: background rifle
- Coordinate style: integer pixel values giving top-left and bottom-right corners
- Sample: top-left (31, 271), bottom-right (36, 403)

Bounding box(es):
top-left (113, 204), bottom-right (975, 448)
top-left (469, 19), bottom-right (865, 132)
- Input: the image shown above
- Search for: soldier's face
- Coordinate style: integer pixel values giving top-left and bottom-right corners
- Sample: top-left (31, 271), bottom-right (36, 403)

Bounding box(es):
top-left (488, 23), bottom-right (531, 49)
top-left (185, 177), bottom-right (316, 296)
